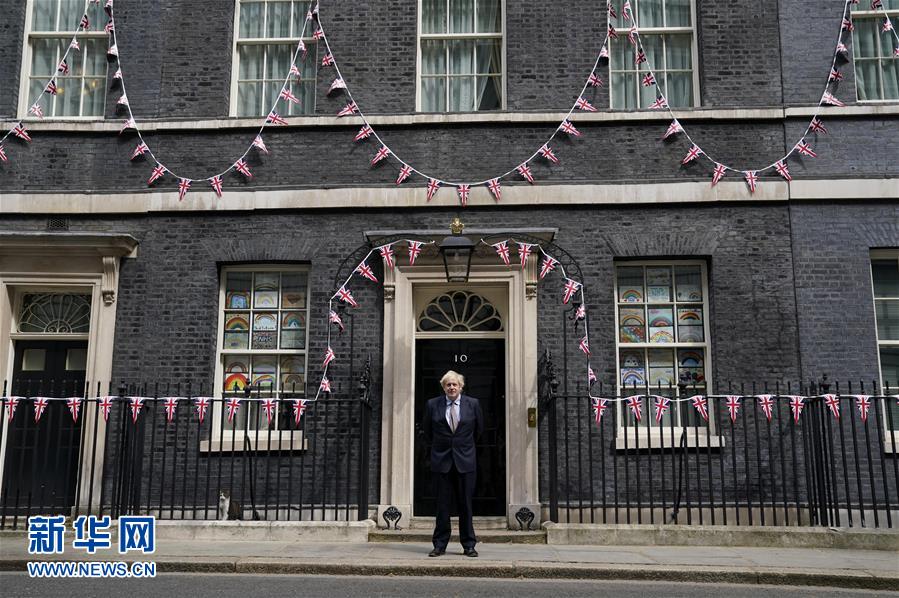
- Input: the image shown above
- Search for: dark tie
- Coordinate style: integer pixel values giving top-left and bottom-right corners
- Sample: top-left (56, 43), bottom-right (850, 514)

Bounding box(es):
top-left (449, 400), bottom-right (458, 432)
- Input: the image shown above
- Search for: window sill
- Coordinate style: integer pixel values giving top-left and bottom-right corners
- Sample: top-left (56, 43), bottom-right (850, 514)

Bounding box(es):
top-left (614, 429), bottom-right (725, 451)
top-left (199, 433), bottom-right (308, 453)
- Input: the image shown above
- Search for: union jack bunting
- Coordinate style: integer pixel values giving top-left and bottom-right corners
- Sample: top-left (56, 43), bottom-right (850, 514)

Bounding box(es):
top-left (788, 395), bottom-right (805, 423)
top-left (823, 394), bottom-right (841, 419)
top-left (642, 73), bottom-right (656, 87)
top-left (129, 397), bottom-right (145, 424)
top-left (194, 397), bottom-right (210, 423)
top-left (592, 398), bottom-right (609, 425)
top-left (313, 27), bottom-right (324, 40)
top-left (290, 64), bottom-right (301, 77)
top-left (117, 93), bottom-right (128, 106)
top-left (312, 2), bottom-right (320, 16)
top-left (575, 303), bottom-right (586, 321)
top-left (794, 140), bottom-right (817, 158)
top-left (842, 18), bottom-right (854, 32)
top-left (323, 346), bottom-right (336, 368)
top-left (661, 120), bottom-right (682, 140)
top-left (337, 101), bottom-right (358, 117)
top-left (234, 159), bottom-right (253, 179)
top-left (226, 397), bottom-right (241, 424)
top-left (587, 73), bottom-right (603, 87)
top-left (622, 0), bottom-right (633, 21)
top-left (105, 0), bottom-right (113, 15)
top-left (177, 178), bottom-right (191, 201)
top-left (682, 145), bottom-right (702, 164)
top-left (297, 40), bottom-right (307, 58)
top-left (725, 395), bottom-right (742, 422)
top-left (279, 87), bottom-right (301, 104)
top-left (252, 135), bottom-right (269, 154)
top-left (757, 395), bottom-right (775, 421)
top-left (12, 124), bottom-right (31, 142)
top-left (517, 163), bottom-right (535, 183)
top-left (0, 144), bottom-right (7, 162)
top-left (110, 68), bottom-right (122, 80)
top-left (457, 184), bottom-right (470, 207)
top-left (29, 104), bottom-right (44, 119)
top-left (209, 175), bottom-right (223, 197)
top-left (821, 91), bottom-right (845, 107)
top-left (107, 43), bottom-right (118, 57)
top-left (46, 81), bottom-right (58, 95)
top-left (67, 397), bottom-right (82, 422)
top-left (517, 243), bottom-right (533, 269)
top-left (809, 117), bottom-right (827, 134)
top-left (774, 160), bottom-right (792, 181)
top-left (426, 178), bottom-right (441, 201)
top-left (80, 14), bottom-right (90, 29)
top-left (836, 42), bottom-right (849, 54)
top-left (164, 397), bottom-right (179, 424)
top-left (320, 377), bottom-right (331, 393)
top-left (856, 395), bottom-right (871, 422)
top-left (335, 286), bottom-right (358, 307)
top-left (562, 278), bottom-right (582, 304)
top-left (628, 26), bottom-right (639, 46)
top-left (147, 164), bottom-right (166, 185)
top-left (407, 241), bottom-right (423, 265)
top-left (328, 309), bottom-right (345, 331)
top-left (711, 163), bottom-right (727, 186)
top-left (261, 398), bottom-right (277, 425)
top-left (648, 96), bottom-right (668, 110)
top-left (98, 396), bottom-right (113, 422)
top-left (34, 397), bottom-right (49, 423)
top-left (379, 244), bottom-right (395, 268)
top-left (539, 256), bottom-right (557, 279)
top-left (370, 145), bottom-right (390, 166)
top-left (579, 335), bottom-right (590, 355)
top-left (130, 142), bottom-right (149, 160)
top-left (559, 120), bottom-right (581, 137)
top-left (492, 241), bottom-right (511, 266)
top-left (608, 4), bottom-right (617, 18)
top-left (895, 46), bottom-right (899, 57)
top-left (654, 396), bottom-right (670, 424)
top-left (5, 397), bottom-right (18, 422)
top-left (120, 118), bottom-right (135, 133)
top-left (829, 68), bottom-right (843, 82)
top-left (396, 165), bottom-right (413, 185)
top-left (608, 24), bottom-right (618, 39)
top-left (70, 39), bottom-right (80, 51)
top-left (871, 0), bottom-right (882, 8)
top-left (321, 53), bottom-right (334, 66)
top-left (538, 144), bottom-right (560, 164)
top-left (575, 96), bottom-right (598, 112)
top-left (599, 44), bottom-right (609, 59)
top-left (58, 59), bottom-right (69, 74)
top-left (634, 50), bottom-right (646, 65)
top-left (627, 396), bottom-right (643, 422)
top-left (354, 125), bottom-right (373, 142)
top-left (744, 170), bottom-right (758, 194)
top-left (588, 366), bottom-right (597, 385)
top-left (355, 261), bottom-right (377, 282)
top-left (690, 395), bottom-right (709, 421)
top-left (487, 178), bottom-right (502, 201)
top-left (266, 112), bottom-right (288, 125)
top-left (328, 78), bottom-right (347, 94)
top-left (293, 399), bottom-right (307, 425)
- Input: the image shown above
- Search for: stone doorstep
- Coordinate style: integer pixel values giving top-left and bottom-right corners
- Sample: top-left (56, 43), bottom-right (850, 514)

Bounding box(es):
top-left (369, 529), bottom-right (547, 544)
top-left (152, 520), bottom-right (375, 543)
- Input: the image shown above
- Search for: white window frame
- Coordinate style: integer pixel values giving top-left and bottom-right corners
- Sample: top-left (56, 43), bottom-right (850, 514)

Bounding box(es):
top-left (415, 0), bottom-right (506, 112)
top-left (229, 0), bottom-right (317, 118)
top-left (850, 7), bottom-right (899, 104)
top-left (18, 0), bottom-right (108, 120)
top-left (608, 0), bottom-right (700, 110)
top-left (613, 259), bottom-right (720, 448)
top-left (869, 249), bottom-right (899, 452)
top-left (206, 264), bottom-right (311, 452)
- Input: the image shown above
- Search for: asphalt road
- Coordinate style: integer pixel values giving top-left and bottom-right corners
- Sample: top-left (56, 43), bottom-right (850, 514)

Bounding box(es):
top-left (3, 573), bottom-right (897, 598)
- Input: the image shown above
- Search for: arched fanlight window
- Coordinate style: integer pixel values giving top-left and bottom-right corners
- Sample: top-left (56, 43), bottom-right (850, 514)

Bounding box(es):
top-left (18, 293), bottom-right (91, 333)
top-left (417, 291), bottom-right (503, 332)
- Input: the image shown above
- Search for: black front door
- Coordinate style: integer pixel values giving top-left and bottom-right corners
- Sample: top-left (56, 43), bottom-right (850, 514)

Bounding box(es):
top-left (414, 338), bottom-right (505, 516)
top-left (2, 340), bottom-right (87, 515)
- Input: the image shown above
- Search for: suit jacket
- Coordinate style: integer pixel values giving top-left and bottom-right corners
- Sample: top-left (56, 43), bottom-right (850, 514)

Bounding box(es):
top-left (421, 394), bottom-right (484, 474)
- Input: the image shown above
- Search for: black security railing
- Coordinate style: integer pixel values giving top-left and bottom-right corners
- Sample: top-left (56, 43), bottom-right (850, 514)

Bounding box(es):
top-left (540, 356), bottom-right (899, 528)
top-left (0, 360), bottom-right (374, 529)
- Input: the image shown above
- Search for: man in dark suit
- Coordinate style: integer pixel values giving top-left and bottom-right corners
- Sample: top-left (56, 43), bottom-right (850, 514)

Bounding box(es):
top-left (421, 370), bottom-right (484, 557)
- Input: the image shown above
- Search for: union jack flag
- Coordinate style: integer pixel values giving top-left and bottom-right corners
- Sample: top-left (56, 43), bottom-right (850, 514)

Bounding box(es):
top-left (29, 104), bottom-right (44, 119)
top-left (648, 96), bottom-right (668, 110)
top-left (66, 397), bottom-right (81, 423)
top-left (252, 134), bottom-right (269, 154)
top-left (457, 184), bottom-right (470, 207)
top-left (98, 396), bottom-right (113, 422)
top-left (794, 140), bottom-right (817, 158)
top-left (113, 68), bottom-right (122, 80)
top-left (234, 159), bottom-right (253, 179)
top-left (105, 0), bottom-right (113, 15)
top-left (226, 397), bottom-right (241, 423)
top-left (517, 242), bottom-right (533, 269)
top-left (164, 397), bottom-right (179, 423)
top-left (871, 0), bottom-right (882, 8)
top-left (588, 366), bottom-right (597, 385)
top-left (354, 125), bottom-right (373, 142)
top-left (12, 123), bottom-right (31, 142)
top-left (654, 396), bottom-right (670, 423)
top-left (842, 18), bottom-right (854, 32)
top-left (588, 72), bottom-right (604, 87)
top-left (130, 142), bottom-right (149, 160)
top-left (829, 68), bottom-right (843, 82)
top-left (559, 120), bottom-right (581, 137)
top-left (634, 50), bottom-right (646, 65)
top-left (293, 399), bottom-right (307, 425)
top-left (335, 286), bottom-right (358, 307)
top-left (117, 93), bottom-right (128, 106)
top-left (682, 145), bottom-right (702, 164)
top-left (539, 256), bottom-right (557, 279)
top-left (328, 78), bottom-right (346, 94)
top-left (80, 14), bottom-right (90, 30)
top-left (725, 395), bottom-right (742, 422)
top-left (426, 178), bottom-right (441, 201)
top-left (337, 101), bottom-right (358, 117)
top-left (775, 160), bottom-right (792, 181)
top-left (34, 397), bottom-right (49, 423)
top-left (147, 164), bottom-right (166, 185)
top-left (194, 397), bottom-right (210, 423)
top-left (628, 25), bottom-right (639, 45)
top-left (744, 170), bottom-right (758, 194)
top-left (407, 240), bottom-right (423, 265)
top-left (0, 144), bottom-right (6, 162)
top-left (312, 2), bottom-right (319, 16)
top-left (895, 46), bottom-right (899, 57)
top-left (821, 91), bottom-right (845, 107)
top-left (608, 4), bottom-right (617, 19)
top-left (622, 0), bottom-right (633, 21)
top-left (690, 395), bottom-right (709, 421)
top-left (280, 87), bottom-right (301, 104)
top-left (379, 244), bottom-right (395, 268)
top-left (396, 165), bottom-right (413, 185)
top-left (575, 303), bottom-right (586, 321)
top-left (599, 44), bottom-right (609, 59)
top-left (58, 59), bottom-right (69, 74)
top-left (209, 175), bottom-right (223, 197)
top-left (575, 96), bottom-right (597, 112)
top-left (370, 145), bottom-right (390, 166)
top-left (266, 112), bottom-right (288, 125)
top-left (642, 73), bottom-right (656, 87)
top-left (592, 398), bottom-right (608, 425)
top-left (579, 335), bottom-right (590, 355)
top-left (107, 43), bottom-right (118, 57)
top-left (517, 163), bottom-right (535, 183)
top-left (120, 118), bottom-right (135, 133)
top-left (70, 39), bottom-right (80, 51)
top-left (608, 24), bottom-right (618, 39)
top-left (662, 120), bottom-right (682, 140)
top-left (261, 398), bottom-right (277, 426)
top-left (562, 278), bottom-right (581, 304)
top-left (323, 346), bottom-right (336, 368)
top-left (809, 118), bottom-right (827, 134)
top-left (823, 394), bottom-right (841, 419)
top-left (320, 377), bottom-right (331, 393)
top-left (711, 163), bottom-right (727, 186)
top-left (836, 42), bottom-right (849, 54)
top-left (355, 261), bottom-right (377, 281)
top-left (329, 309), bottom-right (345, 331)
top-left (321, 53), bottom-right (334, 67)
top-left (539, 144), bottom-right (560, 164)
top-left (313, 27), bottom-right (324, 40)
top-left (46, 81), bottom-right (58, 95)
top-left (178, 178), bottom-right (191, 201)
top-left (5, 397), bottom-right (18, 422)
top-left (290, 64), bottom-right (302, 78)
top-left (493, 241), bottom-right (511, 266)
top-left (757, 395), bottom-right (775, 421)
top-left (856, 395), bottom-right (871, 422)
top-left (297, 39), bottom-right (308, 60)
top-left (487, 178), bottom-right (502, 201)
top-left (129, 397), bottom-right (145, 424)
top-left (627, 396), bottom-right (643, 421)
top-left (788, 395), bottom-right (805, 423)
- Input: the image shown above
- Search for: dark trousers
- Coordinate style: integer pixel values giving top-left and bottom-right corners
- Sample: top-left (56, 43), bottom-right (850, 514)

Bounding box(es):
top-left (432, 464), bottom-right (477, 551)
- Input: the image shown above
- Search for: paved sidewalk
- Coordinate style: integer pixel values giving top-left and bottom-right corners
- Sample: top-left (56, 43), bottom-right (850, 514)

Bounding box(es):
top-left (1, 535), bottom-right (897, 590)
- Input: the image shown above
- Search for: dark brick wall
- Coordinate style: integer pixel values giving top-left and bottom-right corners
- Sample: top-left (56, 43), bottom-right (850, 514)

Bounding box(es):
top-left (0, 0), bottom-right (26, 119)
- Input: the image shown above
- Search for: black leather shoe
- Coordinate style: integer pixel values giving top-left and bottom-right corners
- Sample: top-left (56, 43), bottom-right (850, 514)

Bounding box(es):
top-left (428, 548), bottom-right (445, 557)
top-left (463, 548), bottom-right (478, 557)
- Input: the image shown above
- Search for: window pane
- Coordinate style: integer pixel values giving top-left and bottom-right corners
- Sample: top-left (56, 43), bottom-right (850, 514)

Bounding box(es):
top-left (638, 0), bottom-right (664, 27)
top-left (856, 60), bottom-right (881, 102)
top-left (254, 273), bottom-right (279, 308)
top-left (677, 306), bottom-right (704, 342)
top-left (646, 266), bottom-right (672, 302)
top-left (449, 0), bottom-right (475, 33)
top-left (240, 1), bottom-right (265, 38)
top-left (617, 266), bottom-right (644, 302)
top-left (611, 72), bottom-right (636, 109)
top-left (224, 312), bottom-right (250, 349)
top-left (854, 19), bottom-right (880, 59)
top-left (449, 76), bottom-right (475, 111)
top-left (881, 347), bottom-right (899, 388)
top-left (449, 40), bottom-right (476, 74)
top-left (56, 79), bottom-right (80, 116)
top-left (677, 348), bottom-right (705, 385)
top-left (873, 259), bottom-right (899, 297)
top-left (648, 348), bottom-right (675, 387)
top-left (476, 39), bottom-right (501, 74)
top-left (31, 38), bottom-right (58, 77)
top-left (226, 272), bottom-right (252, 308)
top-left (23, 349), bottom-right (47, 371)
top-left (224, 356), bottom-right (250, 391)
top-left (66, 348), bottom-right (87, 371)
top-left (876, 300), bottom-right (899, 340)
top-left (82, 78), bottom-right (105, 116)
top-left (239, 44), bottom-right (264, 80)
top-left (281, 272), bottom-right (307, 307)
top-left (252, 355), bottom-right (277, 390)
top-left (476, 0), bottom-right (501, 33)
top-left (266, 0), bottom-right (291, 38)
top-left (422, 0), bottom-right (446, 33)
top-left (648, 307), bottom-right (674, 343)
top-left (422, 40), bottom-right (446, 75)
top-left (666, 34), bottom-right (692, 70)
top-left (666, 72), bottom-right (693, 107)
top-left (59, 0), bottom-right (81, 31)
top-left (620, 349), bottom-right (646, 388)
top-left (666, 0), bottom-right (691, 27)
top-left (280, 311), bottom-right (306, 349)
top-left (619, 307), bottom-right (646, 343)
top-left (883, 55), bottom-right (899, 100)
top-left (675, 266), bottom-right (702, 301)
top-left (476, 76), bottom-right (501, 110)
top-left (421, 76), bottom-right (446, 111)
top-left (33, 0), bottom-right (58, 30)
top-left (265, 44), bottom-right (292, 80)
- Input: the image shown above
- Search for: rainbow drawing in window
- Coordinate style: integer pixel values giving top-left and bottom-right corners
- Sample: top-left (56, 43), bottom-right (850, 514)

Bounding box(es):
top-left (619, 308), bottom-right (645, 343)
top-left (648, 308), bottom-right (674, 343)
top-left (224, 359), bottom-right (249, 391)
top-left (619, 350), bottom-right (646, 387)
